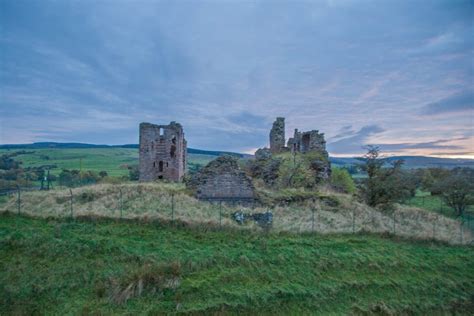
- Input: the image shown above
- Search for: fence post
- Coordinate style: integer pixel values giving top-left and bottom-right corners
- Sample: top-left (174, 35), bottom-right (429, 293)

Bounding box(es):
top-left (432, 215), bottom-right (436, 240)
top-left (312, 207), bottom-right (315, 233)
top-left (352, 208), bottom-right (355, 234)
top-left (460, 216), bottom-right (464, 244)
top-left (16, 185), bottom-right (21, 215)
top-left (392, 211), bottom-right (396, 234)
top-left (69, 188), bottom-right (73, 218)
top-left (119, 188), bottom-right (123, 219)
top-left (171, 193), bottom-right (175, 222)
top-left (219, 201), bottom-right (222, 227)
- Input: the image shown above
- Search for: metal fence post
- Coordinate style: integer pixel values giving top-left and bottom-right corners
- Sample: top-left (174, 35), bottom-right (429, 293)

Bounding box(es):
top-left (16, 185), bottom-right (21, 215)
top-left (460, 216), bottom-right (464, 244)
top-left (171, 193), bottom-right (175, 222)
top-left (392, 211), bottom-right (396, 234)
top-left (119, 188), bottom-right (123, 219)
top-left (352, 208), bottom-right (355, 234)
top-left (69, 188), bottom-right (73, 218)
top-left (219, 201), bottom-right (222, 227)
top-left (312, 207), bottom-right (315, 233)
top-left (432, 215), bottom-right (437, 240)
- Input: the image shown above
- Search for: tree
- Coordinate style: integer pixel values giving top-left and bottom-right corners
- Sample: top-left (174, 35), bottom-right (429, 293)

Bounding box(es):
top-left (359, 146), bottom-right (411, 207)
top-left (99, 171), bottom-right (108, 178)
top-left (433, 169), bottom-right (474, 217)
top-left (331, 168), bottom-right (356, 194)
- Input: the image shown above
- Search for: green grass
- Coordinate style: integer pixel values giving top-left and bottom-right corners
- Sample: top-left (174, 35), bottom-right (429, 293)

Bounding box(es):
top-left (1, 213), bottom-right (473, 315)
top-left (0, 148), bottom-right (217, 177)
top-left (405, 190), bottom-right (474, 219)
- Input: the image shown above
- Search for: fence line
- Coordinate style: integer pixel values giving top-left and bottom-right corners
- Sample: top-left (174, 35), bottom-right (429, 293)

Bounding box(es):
top-left (2, 186), bottom-right (473, 245)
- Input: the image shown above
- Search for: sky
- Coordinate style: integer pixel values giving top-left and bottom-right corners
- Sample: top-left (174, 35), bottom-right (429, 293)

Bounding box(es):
top-left (0, 0), bottom-right (473, 157)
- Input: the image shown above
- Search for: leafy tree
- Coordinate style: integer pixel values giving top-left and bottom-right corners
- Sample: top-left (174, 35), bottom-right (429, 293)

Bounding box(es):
top-left (359, 146), bottom-right (411, 207)
top-left (99, 171), bottom-right (108, 178)
top-left (433, 168), bottom-right (474, 217)
top-left (331, 168), bottom-right (356, 194)
top-left (277, 153), bottom-right (318, 188)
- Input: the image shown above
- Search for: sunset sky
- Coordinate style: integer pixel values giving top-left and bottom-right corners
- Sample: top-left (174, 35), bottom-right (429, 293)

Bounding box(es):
top-left (1, 0), bottom-right (473, 157)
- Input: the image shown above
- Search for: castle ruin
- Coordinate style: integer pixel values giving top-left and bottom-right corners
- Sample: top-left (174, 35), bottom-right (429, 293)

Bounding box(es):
top-left (268, 117), bottom-right (329, 159)
top-left (188, 156), bottom-right (255, 204)
top-left (265, 117), bottom-right (331, 180)
top-left (269, 117), bottom-right (286, 154)
top-left (287, 129), bottom-right (328, 158)
top-left (139, 122), bottom-right (187, 182)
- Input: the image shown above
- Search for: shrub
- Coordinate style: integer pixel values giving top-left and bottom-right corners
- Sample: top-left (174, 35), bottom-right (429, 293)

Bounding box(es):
top-left (331, 168), bottom-right (356, 194)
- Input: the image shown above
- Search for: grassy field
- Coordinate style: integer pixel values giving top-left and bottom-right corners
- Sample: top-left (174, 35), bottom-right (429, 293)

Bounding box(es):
top-left (0, 148), bottom-right (217, 177)
top-left (405, 190), bottom-right (474, 219)
top-left (1, 213), bottom-right (473, 315)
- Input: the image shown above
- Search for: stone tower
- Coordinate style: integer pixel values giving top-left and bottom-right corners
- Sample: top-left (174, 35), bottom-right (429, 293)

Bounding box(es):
top-left (139, 121), bottom-right (187, 182)
top-left (270, 117), bottom-right (285, 153)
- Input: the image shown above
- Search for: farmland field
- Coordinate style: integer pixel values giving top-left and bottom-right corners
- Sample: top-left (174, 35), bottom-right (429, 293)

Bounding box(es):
top-left (0, 148), bottom-right (217, 177)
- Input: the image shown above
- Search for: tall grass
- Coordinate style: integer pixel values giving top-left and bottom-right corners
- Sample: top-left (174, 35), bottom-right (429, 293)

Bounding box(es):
top-left (0, 183), bottom-right (471, 244)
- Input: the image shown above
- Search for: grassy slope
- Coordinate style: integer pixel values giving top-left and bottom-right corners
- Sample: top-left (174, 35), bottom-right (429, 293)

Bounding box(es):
top-left (1, 213), bottom-right (473, 315)
top-left (0, 148), bottom-right (216, 177)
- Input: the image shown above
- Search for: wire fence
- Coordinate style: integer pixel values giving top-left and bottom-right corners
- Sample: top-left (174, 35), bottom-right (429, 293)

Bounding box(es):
top-left (1, 185), bottom-right (473, 245)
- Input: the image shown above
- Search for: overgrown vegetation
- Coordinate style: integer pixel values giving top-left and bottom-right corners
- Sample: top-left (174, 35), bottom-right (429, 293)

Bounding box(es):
top-left (1, 183), bottom-right (471, 244)
top-left (330, 167), bottom-right (356, 194)
top-left (359, 146), bottom-right (415, 208)
top-left (247, 151), bottom-right (330, 189)
top-left (1, 213), bottom-right (473, 315)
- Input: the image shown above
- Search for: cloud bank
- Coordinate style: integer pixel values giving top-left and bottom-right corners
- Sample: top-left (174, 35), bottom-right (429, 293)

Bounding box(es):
top-left (0, 0), bottom-right (472, 157)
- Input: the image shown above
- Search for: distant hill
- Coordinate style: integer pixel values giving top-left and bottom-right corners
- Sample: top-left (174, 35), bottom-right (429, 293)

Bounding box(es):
top-left (330, 156), bottom-right (474, 169)
top-left (0, 142), bottom-right (248, 158)
top-left (1, 142), bottom-right (472, 168)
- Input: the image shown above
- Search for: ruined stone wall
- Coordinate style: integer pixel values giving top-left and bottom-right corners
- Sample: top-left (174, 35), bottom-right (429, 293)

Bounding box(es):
top-left (189, 156), bottom-right (255, 202)
top-left (288, 129), bottom-right (328, 157)
top-left (139, 121), bottom-right (187, 182)
top-left (269, 117), bottom-right (286, 153)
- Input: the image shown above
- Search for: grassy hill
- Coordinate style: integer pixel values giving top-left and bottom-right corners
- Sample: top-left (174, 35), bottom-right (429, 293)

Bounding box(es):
top-left (1, 183), bottom-right (471, 245)
top-left (1, 213), bottom-right (473, 315)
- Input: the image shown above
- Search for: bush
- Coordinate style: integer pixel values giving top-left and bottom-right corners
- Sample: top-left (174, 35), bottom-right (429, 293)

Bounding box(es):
top-left (58, 169), bottom-right (101, 187)
top-left (128, 165), bottom-right (139, 181)
top-left (331, 168), bottom-right (356, 194)
top-left (277, 153), bottom-right (317, 188)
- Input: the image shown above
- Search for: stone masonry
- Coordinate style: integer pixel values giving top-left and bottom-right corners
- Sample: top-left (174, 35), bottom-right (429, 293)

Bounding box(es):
top-left (287, 129), bottom-right (329, 158)
top-left (188, 156), bottom-right (255, 203)
top-left (139, 121), bottom-right (187, 182)
top-left (260, 117), bottom-right (331, 181)
top-left (269, 117), bottom-right (286, 153)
